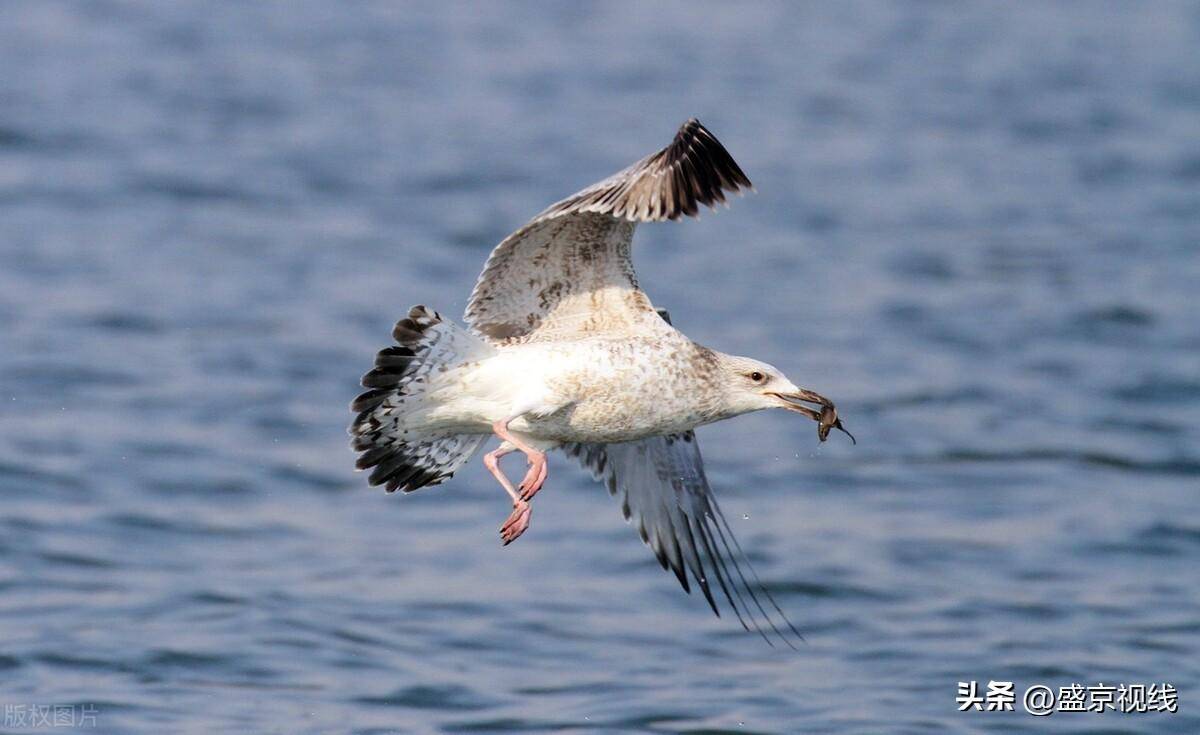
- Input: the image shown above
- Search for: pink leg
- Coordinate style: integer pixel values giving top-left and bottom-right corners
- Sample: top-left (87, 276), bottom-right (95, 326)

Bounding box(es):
top-left (483, 444), bottom-right (531, 545)
top-left (491, 419), bottom-right (548, 501)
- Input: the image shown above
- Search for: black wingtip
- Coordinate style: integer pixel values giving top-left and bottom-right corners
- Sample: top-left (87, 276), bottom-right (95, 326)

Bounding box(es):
top-left (659, 118), bottom-right (753, 220)
top-left (560, 436), bottom-right (806, 649)
top-left (536, 118), bottom-right (753, 223)
top-left (710, 506), bottom-right (807, 648)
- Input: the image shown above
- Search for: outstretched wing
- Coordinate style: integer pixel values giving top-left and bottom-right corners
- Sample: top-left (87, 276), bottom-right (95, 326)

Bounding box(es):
top-left (561, 432), bottom-right (804, 647)
top-left (464, 119), bottom-right (751, 344)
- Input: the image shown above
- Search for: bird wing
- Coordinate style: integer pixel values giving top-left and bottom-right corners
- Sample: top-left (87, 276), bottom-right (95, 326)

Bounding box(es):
top-left (464, 119), bottom-right (751, 344)
top-left (561, 432), bottom-right (804, 647)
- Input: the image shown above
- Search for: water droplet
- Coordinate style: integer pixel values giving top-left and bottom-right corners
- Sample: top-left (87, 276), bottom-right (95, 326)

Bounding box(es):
top-left (742, 513), bottom-right (750, 520)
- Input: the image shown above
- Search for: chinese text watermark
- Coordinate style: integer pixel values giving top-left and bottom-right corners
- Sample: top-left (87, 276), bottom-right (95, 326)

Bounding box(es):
top-left (957, 681), bottom-right (1177, 716)
top-left (3, 704), bottom-right (98, 728)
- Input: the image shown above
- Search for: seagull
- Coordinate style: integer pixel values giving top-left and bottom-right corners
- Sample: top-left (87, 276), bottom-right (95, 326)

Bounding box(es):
top-left (350, 119), bottom-right (853, 645)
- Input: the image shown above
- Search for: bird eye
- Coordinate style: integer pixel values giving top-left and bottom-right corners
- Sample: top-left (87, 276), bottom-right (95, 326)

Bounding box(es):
top-left (749, 371), bottom-right (765, 383)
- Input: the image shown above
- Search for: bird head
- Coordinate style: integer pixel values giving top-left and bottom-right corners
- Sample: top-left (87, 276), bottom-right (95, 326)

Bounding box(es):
top-left (716, 354), bottom-right (855, 444)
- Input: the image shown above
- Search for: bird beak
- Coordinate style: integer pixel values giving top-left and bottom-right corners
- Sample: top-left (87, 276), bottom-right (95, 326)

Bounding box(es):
top-left (769, 389), bottom-right (857, 445)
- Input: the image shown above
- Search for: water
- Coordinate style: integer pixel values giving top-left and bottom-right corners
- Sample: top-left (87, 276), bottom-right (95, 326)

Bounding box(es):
top-left (1, 2), bottom-right (1198, 732)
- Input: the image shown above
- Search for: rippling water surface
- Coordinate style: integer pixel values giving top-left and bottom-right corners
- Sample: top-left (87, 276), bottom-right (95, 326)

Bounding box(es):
top-left (2, 2), bottom-right (1198, 733)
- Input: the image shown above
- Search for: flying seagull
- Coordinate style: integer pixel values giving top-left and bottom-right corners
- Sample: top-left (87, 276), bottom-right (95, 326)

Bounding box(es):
top-left (350, 119), bottom-right (853, 645)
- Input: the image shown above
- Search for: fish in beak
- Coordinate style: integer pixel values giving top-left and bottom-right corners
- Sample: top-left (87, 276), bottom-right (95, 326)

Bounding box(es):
top-left (770, 388), bottom-right (856, 444)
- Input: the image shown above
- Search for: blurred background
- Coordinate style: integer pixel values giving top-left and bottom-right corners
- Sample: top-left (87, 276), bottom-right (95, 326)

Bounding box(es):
top-left (1, 2), bottom-right (1197, 733)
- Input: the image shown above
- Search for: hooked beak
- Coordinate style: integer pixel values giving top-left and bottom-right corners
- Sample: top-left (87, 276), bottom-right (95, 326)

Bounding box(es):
top-left (769, 389), bottom-right (857, 445)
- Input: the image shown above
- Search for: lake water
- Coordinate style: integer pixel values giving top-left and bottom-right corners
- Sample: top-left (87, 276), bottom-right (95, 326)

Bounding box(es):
top-left (1, 2), bottom-right (1197, 733)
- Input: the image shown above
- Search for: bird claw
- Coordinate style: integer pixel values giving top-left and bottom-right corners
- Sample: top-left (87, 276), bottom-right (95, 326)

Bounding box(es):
top-left (517, 453), bottom-right (548, 501)
top-left (500, 500), bottom-right (532, 545)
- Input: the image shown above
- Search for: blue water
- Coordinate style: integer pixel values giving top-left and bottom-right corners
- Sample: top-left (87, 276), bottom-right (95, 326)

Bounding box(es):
top-left (2, 2), bottom-right (1198, 733)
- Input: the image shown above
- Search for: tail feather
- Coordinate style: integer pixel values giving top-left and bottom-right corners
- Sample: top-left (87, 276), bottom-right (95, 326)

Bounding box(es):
top-left (350, 305), bottom-right (491, 493)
